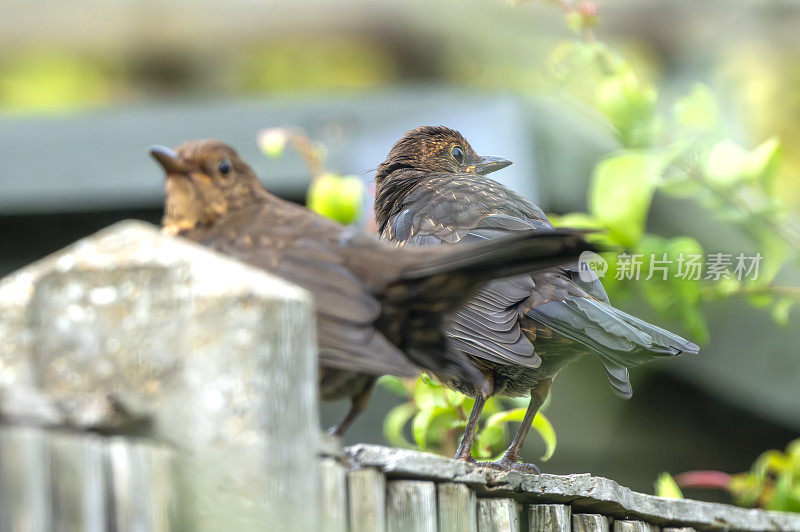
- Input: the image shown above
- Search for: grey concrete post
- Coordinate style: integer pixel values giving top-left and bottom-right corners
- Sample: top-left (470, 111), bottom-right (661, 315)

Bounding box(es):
top-left (0, 221), bottom-right (319, 531)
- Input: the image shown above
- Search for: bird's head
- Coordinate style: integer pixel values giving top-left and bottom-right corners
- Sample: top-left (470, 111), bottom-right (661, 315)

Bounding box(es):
top-left (150, 139), bottom-right (267, 234)
top-left (375, 126), bottom-right (512, 185)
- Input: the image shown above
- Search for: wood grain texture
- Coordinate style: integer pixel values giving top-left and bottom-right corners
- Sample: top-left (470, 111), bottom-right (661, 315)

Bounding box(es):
top-left (528, 503), bottom-right (571, 531)
top-left (50, 432), bottom-right (107, 532)
top-left (348, 468), bottom-right (387, 532)
top-left (0, 426), bottom-right (51, 532)
top-left (386, 480), bottom-right (437, 532)
top-left (477, 498), bottom-right (521, 532)
top-left (438, 482), bottom-right (477, 532)
top-left (573, 513), bottom-right (611, 532)
top-left (319, 458), bottom-right (348, 532)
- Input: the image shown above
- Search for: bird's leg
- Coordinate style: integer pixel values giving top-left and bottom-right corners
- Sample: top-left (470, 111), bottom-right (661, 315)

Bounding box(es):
top-left (453, 392), bottom-right (487, 463)
top-left (479, 378), bottom-right (552, 474)
top-left (328, 379), bottom-right (376, 438)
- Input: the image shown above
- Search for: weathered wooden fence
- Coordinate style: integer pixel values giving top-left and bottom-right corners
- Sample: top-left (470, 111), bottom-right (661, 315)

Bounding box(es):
top-left (322, 444), bottom-right (800, 531)
top-left (1, 221), bottom-right (799, 531)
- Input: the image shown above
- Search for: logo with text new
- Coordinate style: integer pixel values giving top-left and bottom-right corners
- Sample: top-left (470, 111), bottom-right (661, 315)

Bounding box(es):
top-left (578, 251), bottom-right (608, 282)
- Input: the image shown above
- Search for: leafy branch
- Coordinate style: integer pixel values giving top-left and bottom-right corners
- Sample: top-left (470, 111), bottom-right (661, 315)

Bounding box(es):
top-left (541, 1), bottom-right (800, 335)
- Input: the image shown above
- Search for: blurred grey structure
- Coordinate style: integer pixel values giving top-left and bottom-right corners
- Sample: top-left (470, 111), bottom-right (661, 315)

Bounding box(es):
top-left (0, 91), bottom-right (543, 213)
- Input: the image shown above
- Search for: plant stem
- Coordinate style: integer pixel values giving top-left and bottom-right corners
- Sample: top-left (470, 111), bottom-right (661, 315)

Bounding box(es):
top-left (288, 131), bottom-right (325, 179)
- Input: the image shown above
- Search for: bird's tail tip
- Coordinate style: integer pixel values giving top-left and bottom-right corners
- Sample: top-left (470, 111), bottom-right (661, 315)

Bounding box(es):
top-left (682, 341), bottom-right (700, 356)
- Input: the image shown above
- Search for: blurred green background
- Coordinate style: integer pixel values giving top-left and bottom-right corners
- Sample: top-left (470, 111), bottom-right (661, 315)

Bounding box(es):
top-left (2, 0), bottom-right (800, 505)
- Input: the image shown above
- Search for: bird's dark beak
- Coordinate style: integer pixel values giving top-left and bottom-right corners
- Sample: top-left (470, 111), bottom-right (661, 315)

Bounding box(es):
top-left (473, 155), bottom-right (512, 175)
top-left (149, 145), bottom-right (190, 175)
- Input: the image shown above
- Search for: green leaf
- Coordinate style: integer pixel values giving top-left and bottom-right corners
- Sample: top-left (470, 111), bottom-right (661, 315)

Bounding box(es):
top-left (655, 472), bottom-right (684, 499)
top-left (754, 449), bottom-right (790, 477)
top-left (481, 396), bottom-right (505, 417)
top-left (460, 396), bottom-right (476, 415)
top-left (594, 72), bottom-right (658, 147)
top-left (767, 470), bottom-right (800, 512)
top-left (548, 212), bottom-right (618, 248)
top-left (306, 173), bottom-right (364, 225)
top-left (420, 373), bottom-right (441, 388)
top-left (704, 137), bottom-right (782, 188)
top-left (684, 305), bottom-right (711, 344)
top-left (444, 389), bottom-right (468, 408)
top-left (483, 407), bottom-right (557, 461)
top-left (748, 137), bottom-right (782, 185)
top-left (530, 413), bottom-right (557, 461)
top-left (589, 152), bottom-right (666, 247)
top-left (547, 41), bottom-right (579, 80)
top-left (257, 128), bottom-right (289, 158)
top-left (378, 376), bottom-right (411, 396)
top-left (673, 84), bottom-right (719, 132)
top-left (413, 378), bottom-right (441, 410)
top-left (748, 293), bottom-right (773, 308)
top-left (658, 142), bottom-right (705, 198)
top-left (705, 140), bottom-right (751, 187)
top-left (412, 406), bottom-right (455, 450)
top-left (787, 439), bottom-right (800, 465)
top-left (383, 403), bottom-right (417, 449)
top-left (475, 424), bottom-right (506, 459)
top-left (772, 298), bottom-right (795, 326)
top-left (548, 212), bottom-right (604, 230)
top-left (659, 163), bottom-right (705, 199)
top-left (565, 11), bottom-right (585, 35)
top-left (751, 226), bottom-right (788, 286)
top-left (729, 472), bottom-right (765, 507)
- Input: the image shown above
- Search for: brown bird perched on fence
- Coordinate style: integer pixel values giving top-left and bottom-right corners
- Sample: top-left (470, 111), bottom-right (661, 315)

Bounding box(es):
top-left (374, 126), bottom-right (699, 472)
top-left (150, 139), bottom-right (594, 437)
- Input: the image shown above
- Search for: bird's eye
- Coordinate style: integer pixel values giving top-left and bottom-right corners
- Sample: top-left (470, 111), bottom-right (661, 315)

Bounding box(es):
top-left (451, 146), bottom-right (465, 165)
top-left (218, 159), bottom-right (231, 175)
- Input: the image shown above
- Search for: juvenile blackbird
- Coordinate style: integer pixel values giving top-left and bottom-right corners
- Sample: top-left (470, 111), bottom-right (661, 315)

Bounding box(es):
top-left (374, 126), bottom-right (699, 471)
top-left (150, 139), bottom-right (593, 436)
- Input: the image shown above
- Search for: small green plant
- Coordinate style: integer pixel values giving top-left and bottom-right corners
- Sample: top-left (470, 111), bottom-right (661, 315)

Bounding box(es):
top-left (380, 376), bottom-right (556, 461)
top-left (668, 438), bottom-right (800, 513)
top-left (654, 472), bottom-right (684, 499)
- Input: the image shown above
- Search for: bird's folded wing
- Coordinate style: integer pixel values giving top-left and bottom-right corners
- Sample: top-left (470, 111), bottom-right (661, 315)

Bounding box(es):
top-left (204, 223), bottom-right (419, 378)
